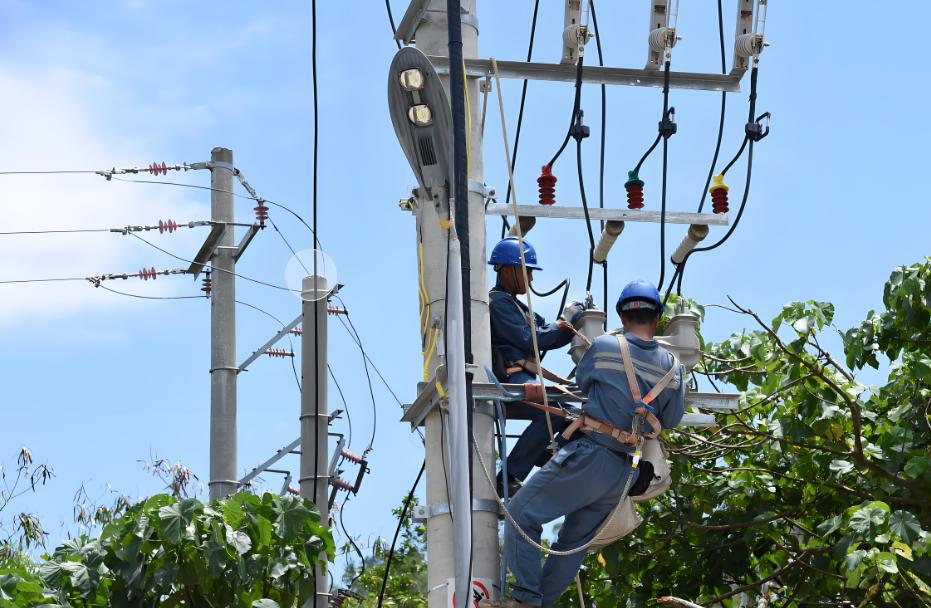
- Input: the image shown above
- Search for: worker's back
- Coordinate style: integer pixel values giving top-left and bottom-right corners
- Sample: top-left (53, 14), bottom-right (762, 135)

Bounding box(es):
top-left (576, 332), bottom-right (686, 453)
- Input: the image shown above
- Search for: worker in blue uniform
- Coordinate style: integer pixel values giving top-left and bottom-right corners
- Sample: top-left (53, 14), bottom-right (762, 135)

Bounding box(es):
top-left (488, 237), bottom-right (581, 496)
top-left (492, 280), bottom-right (686, 608)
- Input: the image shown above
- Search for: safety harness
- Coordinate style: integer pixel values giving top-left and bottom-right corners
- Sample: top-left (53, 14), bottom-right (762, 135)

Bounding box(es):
top-left (520, 334), bottom-right (678, 459)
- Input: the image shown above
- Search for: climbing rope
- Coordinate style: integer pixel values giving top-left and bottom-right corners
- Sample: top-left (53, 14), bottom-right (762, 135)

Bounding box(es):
top-left (491, 57), bottom-right (557, 447)
top-left (472, 432), bottom-right (638, 557)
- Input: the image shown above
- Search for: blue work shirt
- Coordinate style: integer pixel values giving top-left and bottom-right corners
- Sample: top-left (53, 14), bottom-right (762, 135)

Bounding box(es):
top-left (576, 332), bottom-right (686, 454)
top-left (489, 284), bottom-right (573, 381)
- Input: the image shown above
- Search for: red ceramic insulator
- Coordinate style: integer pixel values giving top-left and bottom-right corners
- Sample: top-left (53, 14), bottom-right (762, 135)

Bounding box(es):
top-left (537, 164), bottom-right (557, 205)
top-left (341, 449), bottom-right (365, 465)
top-left (147, 162), bottom-right (169, 176)
top-left (626, 183), bottom-right (645, 209)
top-left (711, 188), bottom-right (729, 214)
top-left (201, 273), bottom-right (212, 297)
top-left (254, 201), bottom-right (268, 227)
top-left (158, 219), bottom-right (179, 234)
top-left (330, 477), bottom-right (354, 492)
top-left (327, 306), bottom-right (348, 316)
top-left (266, 348), bottom-right (293, 358)
top-left (289, 327), bottom-right (303, 336)
top-left (139, 267), bottom-right (157, 281)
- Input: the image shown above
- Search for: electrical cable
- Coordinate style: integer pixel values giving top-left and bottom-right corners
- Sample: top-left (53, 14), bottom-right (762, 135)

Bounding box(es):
top-left (385, 0), bottom-right (401, 49)
top-left (376, 460), bottom-right (425, 608)
top-left (0, 228), bottom-right (111, 235)
top-left (328, 366), bottom-right (353, 449)
top-left (576, 137), bottom-right (597, 292)
top-left (94, 284), bottom-right (205, 300)
top-left (338, 496), bottom-right (366, 588)
top-left (108, 177), bottom-right (322, 246)
top-left (0, 276), bottom-right (85, 284)
top-left (696, 0), bottom-right (728, 214)
top-left (664, 0), bottom-right (728, 304)
top-left (546, 57), bottom-right (585, 169)
top-left (311, 0), bottom-right (321, 507)
top-left (332, 298), bottom-right (380, 451)
top-left (674, 62), bottom-right (766, 296)
top-left (234, 299), bottom-right (303, 394)
top-left (129, 233), bottom-right (298, 293)
top-left (656, 60), bottom-right (673, 291)
top-left (499, 0), bottom-right (542, 239)
top-left (529, 277), bottom-right (571, 322)
top-left (590, 0), bottom-right (609, 324)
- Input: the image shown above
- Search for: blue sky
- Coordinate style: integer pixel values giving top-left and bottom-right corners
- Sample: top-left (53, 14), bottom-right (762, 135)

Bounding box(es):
top-left (1, 0), bottom-right (928, 580)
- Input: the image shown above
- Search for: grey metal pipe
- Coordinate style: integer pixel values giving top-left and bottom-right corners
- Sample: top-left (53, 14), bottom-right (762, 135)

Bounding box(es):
top-left (670, 224), bottom-right (710, 264)
top-left (209, 147), bottom-right (238, 501)
top-left (300, 275), bottom-right (329, 608)
top-left (592, 220), bottom-right (625, 263)
top-left (444, 236), bottom-right (472, 608)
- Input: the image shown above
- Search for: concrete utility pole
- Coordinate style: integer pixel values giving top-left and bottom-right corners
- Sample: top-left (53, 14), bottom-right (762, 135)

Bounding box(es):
top-left (412, 2), bottom-right (497, 606)
top-left (209, 146), bottom-right (238, 501)
top-left (299, 275), bottom-right (329, 608)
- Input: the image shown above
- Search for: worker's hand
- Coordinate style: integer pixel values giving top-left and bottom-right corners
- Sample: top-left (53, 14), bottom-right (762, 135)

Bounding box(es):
top-left (556, 319), bottom-right (575, 332)
top-left (562, 300), bottom-right (585, 325)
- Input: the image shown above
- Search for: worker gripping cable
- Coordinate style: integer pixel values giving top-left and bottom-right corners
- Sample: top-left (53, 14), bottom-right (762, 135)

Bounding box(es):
top-left (488, 236), bottom-right (583, 496)
top-left (484, 281), bottom-right (685, 608)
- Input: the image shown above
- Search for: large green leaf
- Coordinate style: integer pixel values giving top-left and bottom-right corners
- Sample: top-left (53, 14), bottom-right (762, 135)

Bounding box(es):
top-left (889, 510), bottom-right (922, 544)
top-left (273, 496), bottom-right (314, 542)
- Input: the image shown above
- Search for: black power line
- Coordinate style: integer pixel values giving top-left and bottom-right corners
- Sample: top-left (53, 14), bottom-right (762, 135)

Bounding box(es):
top-left (376, 461), bottom-right (425, 608)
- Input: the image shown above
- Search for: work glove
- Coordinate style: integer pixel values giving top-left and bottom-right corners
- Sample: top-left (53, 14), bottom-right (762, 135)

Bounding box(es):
top-left (562, 300), bottom-right (585, 325)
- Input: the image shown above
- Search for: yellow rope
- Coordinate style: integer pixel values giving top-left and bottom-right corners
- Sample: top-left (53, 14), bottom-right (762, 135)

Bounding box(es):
top-left (490, 57), bottom-right (556, 446)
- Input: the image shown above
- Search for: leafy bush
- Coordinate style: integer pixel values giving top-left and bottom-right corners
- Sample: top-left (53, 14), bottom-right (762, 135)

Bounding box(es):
top-left (0, 492), bottom-right (333, 608)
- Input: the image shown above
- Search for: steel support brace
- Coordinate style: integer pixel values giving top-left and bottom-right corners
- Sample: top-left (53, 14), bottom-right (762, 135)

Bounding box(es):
top-left (413, 498), bottom-right (500, 521)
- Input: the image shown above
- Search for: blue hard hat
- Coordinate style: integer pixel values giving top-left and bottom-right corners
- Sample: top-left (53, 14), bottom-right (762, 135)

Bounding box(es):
top-left (617, 280), bottom-right (663, 313)
top-left (488, 237), bottom-right (542, 270)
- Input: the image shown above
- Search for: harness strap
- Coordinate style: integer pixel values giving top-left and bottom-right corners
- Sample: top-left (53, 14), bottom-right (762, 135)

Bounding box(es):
top-left (513, 358), bottom-right (573, 384)
top-left (615, 335), bottom-right (678, 436)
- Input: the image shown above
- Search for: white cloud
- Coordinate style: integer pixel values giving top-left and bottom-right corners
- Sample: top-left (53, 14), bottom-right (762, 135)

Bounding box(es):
top-left (0, 62), bottom-right (207, 328)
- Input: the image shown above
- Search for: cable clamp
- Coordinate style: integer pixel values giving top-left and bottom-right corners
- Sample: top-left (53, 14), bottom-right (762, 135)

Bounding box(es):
top-left (569, 109), bottom-right (590, 142)
top-left (746, 111), bottom-right (771, 142)
top-left (206, 160), bottom-right (235, 172)
top-left (659, 107), bottom-right (677, 139)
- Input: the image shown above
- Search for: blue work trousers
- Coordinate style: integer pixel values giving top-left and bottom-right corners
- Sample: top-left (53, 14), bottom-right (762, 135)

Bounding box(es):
top-left (505, 401), bottom-right (569, 480)
top-left (505, 438), bottom-right (634, 607)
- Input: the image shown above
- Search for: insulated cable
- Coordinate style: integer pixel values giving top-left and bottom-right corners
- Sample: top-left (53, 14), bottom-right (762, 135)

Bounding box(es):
top-left (338, 497), bottom-right (366, 588)
top-left (664, 0), bottom-right (728, 306)
top-left (328, 366), bottom-right (353, 449)
top-left (590, 0), bottom-right (610, 325)
top-left (529, 277), bottom-right (571, 322)
top-left (311, 0), bottom-right (321, 505)
top-left (385, 0), bottom-right (401, 49)
top-left (94, 284), bottom-right (205, 300)
top-left (672, 64), bottom-right (768, 298)
top-left (491, 58), bottom-right (557, 448)
top-left (499, 0), bottom-right (542, 239)
top-left (128, 233), bottom-right (298, 293)
top-left (376, 460), bottom-right (426, 608)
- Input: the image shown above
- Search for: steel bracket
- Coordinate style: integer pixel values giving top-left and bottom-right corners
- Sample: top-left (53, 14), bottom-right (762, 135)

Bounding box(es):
top-left (413, 498), bottom-right (500, 521)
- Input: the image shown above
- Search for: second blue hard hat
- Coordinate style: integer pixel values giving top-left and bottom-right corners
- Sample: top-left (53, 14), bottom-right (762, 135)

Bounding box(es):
top-left (617, 280), bottom-right (663, 313)
top-left (488, 236), bottom-right (542, 270)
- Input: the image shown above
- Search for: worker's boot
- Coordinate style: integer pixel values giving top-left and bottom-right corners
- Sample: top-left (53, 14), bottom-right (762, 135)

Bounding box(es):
top-left (496, 471), bottom-right (522, 499)
top-left (478, 598), bottom-right (540, 608)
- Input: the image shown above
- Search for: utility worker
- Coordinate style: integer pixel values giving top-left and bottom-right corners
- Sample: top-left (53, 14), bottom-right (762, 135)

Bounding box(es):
top-left (488, 236), bottom-right (582, 496)
top-left (489, 280), bottom-right (686, 608)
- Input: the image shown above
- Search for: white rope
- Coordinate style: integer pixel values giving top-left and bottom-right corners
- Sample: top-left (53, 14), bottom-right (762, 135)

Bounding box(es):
top-left (575, 574), bottom-right (586, 607)
top-left (472, 433), bottom-right (636, 557)
top-left (490, 57), bottom-right (556, 445)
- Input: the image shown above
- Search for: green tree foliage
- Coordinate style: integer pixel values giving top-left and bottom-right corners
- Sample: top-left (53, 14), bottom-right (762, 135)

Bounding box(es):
top-left (565, 259), bottom-right (931, 607)
top-left (341, 502), bottom-right (427, 608)
top-left (0, 492), bottom-right (334, 608)
top-left (336, 260), bottom-right (931, 607)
